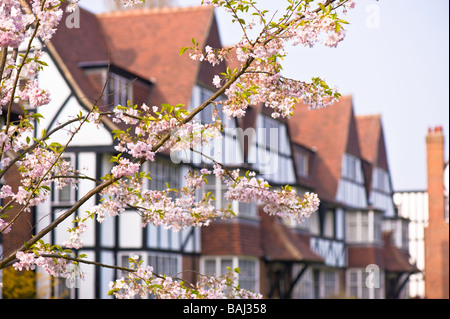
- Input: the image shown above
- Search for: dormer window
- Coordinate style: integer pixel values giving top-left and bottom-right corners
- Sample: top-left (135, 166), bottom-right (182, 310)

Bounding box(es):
top-left (253, 114), bottom-right (295, 185)
top-left (343, 153), bottom-right (360, 182)
top-left (296, 151), bottom-right (309, 177)
top-left (337, 153), bottom-right (367, 208)
top-left (79, 62), bottom-right (143, 109)
top-left (107, 72), bottom-right (132, 107)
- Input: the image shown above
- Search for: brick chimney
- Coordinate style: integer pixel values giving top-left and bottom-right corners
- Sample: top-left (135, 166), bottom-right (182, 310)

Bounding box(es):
top-left (424, 125), bottom-right (449, 299)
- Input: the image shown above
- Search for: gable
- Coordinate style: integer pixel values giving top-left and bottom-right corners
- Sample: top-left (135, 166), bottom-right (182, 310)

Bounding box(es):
top-left (196, 14), bottom-right (228, 91)
top-left (289, 95), bottom-right (356, 202)
top-left (35, 49), bottom-right (114, 147)
top-left (345, 108), bottom-right (362, 157)
top-left (97, 6), bottom-right (215, 109)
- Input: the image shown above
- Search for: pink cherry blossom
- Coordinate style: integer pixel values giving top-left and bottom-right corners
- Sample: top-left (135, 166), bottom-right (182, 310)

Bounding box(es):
top-left (111, 158), bottom-right (141, 178)
top-left (0, 218), bottom-right (12, 234)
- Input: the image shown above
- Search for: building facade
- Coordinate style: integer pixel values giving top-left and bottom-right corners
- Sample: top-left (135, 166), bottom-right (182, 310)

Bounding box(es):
top-left (394, 127), bottom-right (449, 299)
top-left (1, 4), bottom-right (419, 299)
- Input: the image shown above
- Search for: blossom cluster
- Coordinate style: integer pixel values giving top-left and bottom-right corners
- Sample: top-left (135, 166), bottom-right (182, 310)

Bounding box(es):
top-left (89, 169), bottom-right (224, 233)
top-left (0, 0), bottom-right (34, 48)
top-left (218, 168), bottom-right (320, 224)
top-left (31, 0), bottom-right (64, 44)
top-left (1, 0), bottom-right (64, 112)
top-left (0, 147), bottom-right (77, 235)
top-left (12, 241), bottom-right (81, 279)
top-left (111, 103), bottom-right (223, 159)
top-left (0, 0), bottom-right (345, 300)
top-left (111, 158), bottom-right (141, 178)
top-left (63, 221), bottom-right (87, 250)
top-left (0, 218), bottom-right (11, 234)
top-left (109, 256), bottom-right (262, 299)
top-left (188, 0), bottom-right (357, 119)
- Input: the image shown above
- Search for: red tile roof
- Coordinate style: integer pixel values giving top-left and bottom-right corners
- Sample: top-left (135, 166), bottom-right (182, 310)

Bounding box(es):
top-left (50, 5), bottom-right (226, 114)
top-left (356, 114), bottom-right (390, 171)
top-left (260, 212), bottom-right (324, 263)
top-left (97, 6), bottom-right (222, 108)
top-left (50, 6), bottom-right (110, 105)
top-left (382, 232), bottom-right (419, 273)
top-left (348, 232), bottom-right (419, 273)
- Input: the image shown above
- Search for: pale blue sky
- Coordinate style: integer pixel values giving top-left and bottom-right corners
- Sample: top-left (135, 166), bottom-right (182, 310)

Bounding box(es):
top-left (79, 0), bottom-right (449, 192)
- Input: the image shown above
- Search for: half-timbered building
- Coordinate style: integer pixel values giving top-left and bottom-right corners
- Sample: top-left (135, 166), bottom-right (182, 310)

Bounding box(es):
top-left (1, 4), bottom-right (418, 299)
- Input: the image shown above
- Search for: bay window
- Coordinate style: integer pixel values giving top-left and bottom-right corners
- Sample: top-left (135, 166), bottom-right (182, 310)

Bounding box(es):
top-left (346, 210), bottom-right (383, 243)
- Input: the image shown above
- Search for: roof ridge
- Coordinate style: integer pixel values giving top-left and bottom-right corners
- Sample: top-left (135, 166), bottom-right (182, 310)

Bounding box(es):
top-left (356, 114), bottom-right (381, 119)
top-left (97, 5), bottom-right (212, 18)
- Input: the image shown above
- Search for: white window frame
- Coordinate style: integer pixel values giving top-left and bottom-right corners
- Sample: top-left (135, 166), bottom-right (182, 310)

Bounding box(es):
top-left (107, 72), bottom-right (133, 107)
top-left (338, 153), bottom-right (367, 208)
top-left (296, 151), bottom-right (309, 177)
top-left (323, 210), bottom-right (335, 238)
top-left (292, 266), bottom-right (313, 299)
top-left (52, 153), bottom-right (76, 206)
top-left (143, 159), bottom-right (181, 192)
top-left (191, 86), bottom-right (242, 165)
top-left (346, 268), bottom-right (384, 299)
top-left (201, 175), bottom-right (258, 219)
top-left (321, 269), bottom-right (339, 298)
top-left (254, 114), bottom-right (295, 185)
top-left (200, 256), bottom-right (260, 293)
top-left (346, 211), bottom-right (382, 243)
top-left (118, 251), bottom-right (181, 277)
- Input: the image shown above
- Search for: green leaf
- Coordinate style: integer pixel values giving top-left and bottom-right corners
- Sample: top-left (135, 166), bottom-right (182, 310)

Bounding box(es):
top-left (179, 47), bottom-right (189, 56)
top-left (107, 288), bottom-right (119, 296)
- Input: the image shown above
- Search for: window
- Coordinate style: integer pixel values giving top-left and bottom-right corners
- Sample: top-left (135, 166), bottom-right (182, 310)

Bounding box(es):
top-left (337, 154), bottom-right (367, 208)
top-left (383, 217), bottom-right (408, 249)
top-left (373, 213), bottom-right (382, 243)
top-left (296, 151), bottom-right (309, 177)
top-left (347, 268), bottom-right (384, 299)
top-left (323, 270), bottom-right (338, 298)
top-left (119, 252), bottom-right (181, 298)
top-left (202, 174), bottom-right (232, 211)
top-left (370, 167), bottom-right (395, 216)
top-left (253, 114), bottom-right (295, 185)
top-left (309, 211), bottom-right (320, 236)
top-left (201, 256), bottom-right (259, 293)
top-left (292, 266), bottom-right (313, 299)
top-left (145, 159), bottom-right (180, 192)
top-left (360, 213), bottom-right (369, 242)
top-left (323, 210), bottom-right (335, 238)
top-left (201, 174), bottom-right (257, 218)
top-left (401, 219), bottom-right (409, 250)
top-left (52, 154), bottom-right (76, 206)
top-left (311, 268), bottom-right (339, 298)
top-left (190, 86), bottom-right (242, 166)
top-left (373, 168), bottom-right (390, 192)
top-left (343, 154), bottom-right (359, 181)
top-left (123, 253), bottom-right (177, 295)
top-left (107, 73), bottom-right (132, 107)
top-left (346, 213), bottom-right (358, 242)
top-left (147, 253), bottom-right (179, 276)
top-left (238, 260), bottom-right (258, 292)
